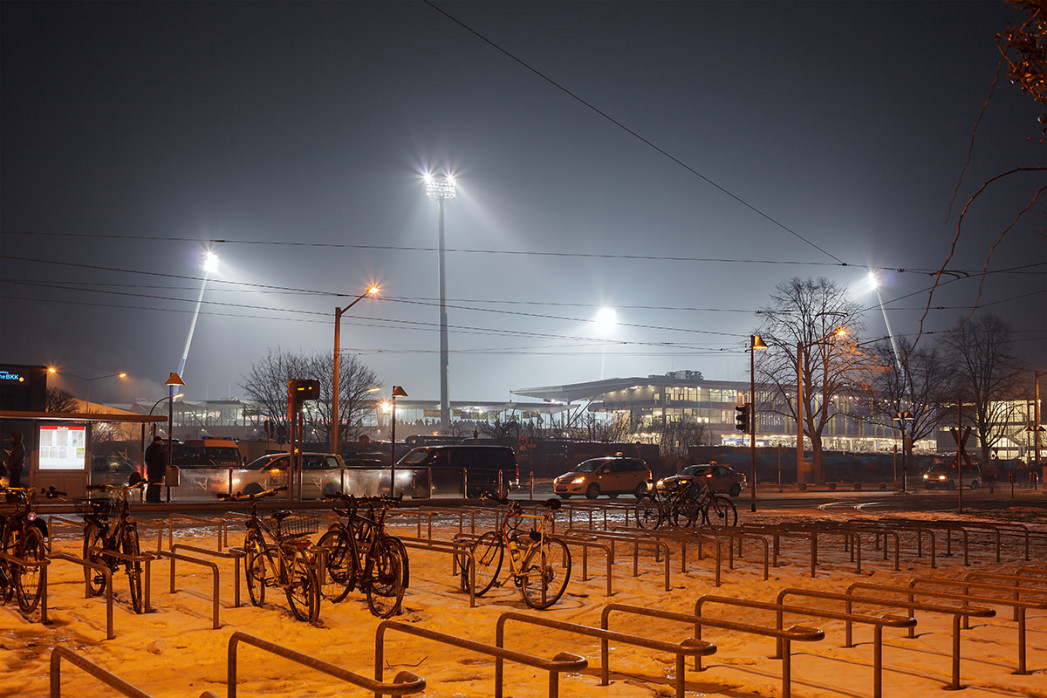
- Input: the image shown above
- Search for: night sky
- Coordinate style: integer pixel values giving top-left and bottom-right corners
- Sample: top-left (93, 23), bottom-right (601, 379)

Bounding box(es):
top-left (2, 1), bottom-right (1044, 408)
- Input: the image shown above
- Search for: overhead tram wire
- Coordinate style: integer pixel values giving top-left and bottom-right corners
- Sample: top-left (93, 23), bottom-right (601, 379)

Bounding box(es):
top-left (0, 236), bottom-right (891, 272)
top-left (421, 0), bottom-right (847, 266)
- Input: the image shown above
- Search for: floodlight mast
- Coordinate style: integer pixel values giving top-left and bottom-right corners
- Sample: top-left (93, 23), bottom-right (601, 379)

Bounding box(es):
top-left (425, 172), bottom-right (456, 433)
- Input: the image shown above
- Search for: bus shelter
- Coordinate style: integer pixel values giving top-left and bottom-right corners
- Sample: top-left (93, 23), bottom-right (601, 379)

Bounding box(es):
top-left (1, 410), bottom-right (166, 499)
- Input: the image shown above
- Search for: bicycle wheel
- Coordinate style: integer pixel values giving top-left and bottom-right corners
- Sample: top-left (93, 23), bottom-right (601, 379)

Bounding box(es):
top-left (285, 555), bottom-right (321, 623)
top-left (316, 527), bottom-right (356, 603)
top-left (466, 531), bottom-right (503, 596)
top-left (671, 494), bottom-right (701, 527)
top-left (521, 537), bottom-right (571, 610)
top-left (14, 526), bottom-right (46, 613)
top-left (122, 527), bottom-right (144, 613)
top-left (1, 527), bottom-right (18, 606)
top-left (83, 523), bottom-right (107, 596)
top-left (703, 495), bottom-right (738, 527)
top-left (391, 536), bottom-right (410, 590)
top-left (366, 536), bottom-right (405, 618)
top-left (244, 531), bottom-right (267, 607)
top-left (634, 494), bottom-right (662, 530)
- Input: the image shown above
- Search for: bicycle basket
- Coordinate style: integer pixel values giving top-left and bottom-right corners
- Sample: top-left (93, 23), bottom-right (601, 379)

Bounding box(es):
top-left (75, 497), bottom-right (115, 517)
top-left (276, 513), bottom-right (320, 539)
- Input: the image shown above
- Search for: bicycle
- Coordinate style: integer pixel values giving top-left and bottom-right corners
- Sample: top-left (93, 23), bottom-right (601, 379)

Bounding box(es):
top-left (316, 493), bottom-right (408, 618)
top-left (1, 486), bottom-right (60, 614)
top-left (220, 486), bottom-right (321, 623)
top-left (683, 481), bottom-right (738, 528)
top-left (462, 495), bottom-right (571, 610)
top-left (634, 478), bottom-right (695, 529)
top-left (635, 479), bottom-right (738, 529)
top-left (79, 482), bottom-right (147, 613)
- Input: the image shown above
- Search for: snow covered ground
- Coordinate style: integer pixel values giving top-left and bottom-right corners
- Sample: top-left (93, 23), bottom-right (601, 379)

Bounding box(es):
top-left (3, 503), bottom-right (1047, 697)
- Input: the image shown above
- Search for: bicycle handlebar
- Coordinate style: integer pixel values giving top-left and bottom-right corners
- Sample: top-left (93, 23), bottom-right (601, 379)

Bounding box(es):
top-left (217, 485), bottom-right (287, 502)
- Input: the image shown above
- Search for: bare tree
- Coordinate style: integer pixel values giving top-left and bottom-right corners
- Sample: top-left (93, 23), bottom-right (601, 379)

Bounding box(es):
top-left (580, 412), bottom-right (632, 443)
top-left (755, 278), bottom-right (873, 484)
top-left (240, 349), bottom-right (378, 451)
top-left (46, 387), bottom-right (78, 413)
top-left (941, 314), bottom-right (1025, 466)
top-left (867, 336), bottom-right (952, 446)
top-left (658, 419), bottom-right (709, 459)
top-left (480, 416), bottom-right (523, 442)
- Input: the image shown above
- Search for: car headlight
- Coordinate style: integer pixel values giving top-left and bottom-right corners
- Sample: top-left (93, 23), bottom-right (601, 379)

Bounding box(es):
top-left (937, 475), bottom-right (946, 480)
top-left (571, 476), bottom-right (586, 484)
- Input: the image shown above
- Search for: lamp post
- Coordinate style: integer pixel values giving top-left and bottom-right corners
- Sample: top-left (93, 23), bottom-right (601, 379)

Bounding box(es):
top-left (331, 285), bottom-right (379, 455)
top-left (795, 327), bottom-right (847, 485)
top-left (48, 368), bottom-right (127, 413)
top-left (165, 372), bottom-right (185, 502)
top-left (389, 386), bottom-right (407, 497)
top-left (425, 172), bottom-right (456, 433)
top-left (149, 393), bottom-right (182, 438)
top-left (1031, 371), bottom-right (1044, 480)
top-left (749, 335), bottom-right (767, 512)
top-left (893, 411), bottom-right (913, 492)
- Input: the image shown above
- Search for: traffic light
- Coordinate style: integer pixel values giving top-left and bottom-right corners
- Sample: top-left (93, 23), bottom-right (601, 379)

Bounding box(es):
top-left (735, 404), bottom-right (750, 433)
top-left (288, 379), bottom-right (320, 405)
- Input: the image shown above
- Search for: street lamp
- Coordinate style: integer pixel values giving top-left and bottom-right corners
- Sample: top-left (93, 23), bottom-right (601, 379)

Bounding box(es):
top-left (795, 327), bottom-right (847, 484)
top-left (47, 368), bottom-right (127, 413)
top-left (149, 393), bottom-right (183, 438)
top-left (166, 372), bottom-right (185, 502)
top-left (893, 410), bottom-right (913, 492)
top-left (749, 335), bottom-right (767, 512)
top-left (331, 285), bottom-right (379, 455)
top-left (389, 385), bottom-right (407, 497)
top-left (1029, 371), bottom-right (1044, 479)
top-left (424, 172), bottom-right (456, 433)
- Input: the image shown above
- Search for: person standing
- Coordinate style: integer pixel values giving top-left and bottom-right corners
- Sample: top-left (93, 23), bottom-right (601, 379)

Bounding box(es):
top-left (145, 435), bottom-right (165, 503)
top-left (5, 432), bottom-right (25, 487)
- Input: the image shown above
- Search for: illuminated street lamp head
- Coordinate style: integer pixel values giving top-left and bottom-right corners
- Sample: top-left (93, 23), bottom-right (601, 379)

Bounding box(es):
top-left (202, 250), bottom-right (219, 274)
top-left (165, 372), bottom-right (185, 387)
top-left (424, 172), bottom-right (457, 200)
top-left (751, 335), bottom-right (767, 350)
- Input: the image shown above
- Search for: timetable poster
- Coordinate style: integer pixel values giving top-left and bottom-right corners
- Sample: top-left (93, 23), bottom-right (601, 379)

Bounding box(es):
top-left (39, 424), bottom-right (87, 470)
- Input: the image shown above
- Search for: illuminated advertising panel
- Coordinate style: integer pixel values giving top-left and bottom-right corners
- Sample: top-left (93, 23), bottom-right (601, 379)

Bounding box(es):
top-left (38, 425), bottom-right (87, 470)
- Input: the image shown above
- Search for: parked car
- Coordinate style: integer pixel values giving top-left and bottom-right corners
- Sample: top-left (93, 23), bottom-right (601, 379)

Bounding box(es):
top-left (921, 463), bottom-right (981, 490)
top-left (553, 455), bottom-right (652, 499)
top-left (657, 463), bottom-right (747, 498)
top-left (230, 452), bottom-right (347, 499)
top-left (90, 454), bottom-right (143, 487)
top-left (175, 438), bottom-right (244, 468)
top-left (393, 445), bottom-right (517, 498)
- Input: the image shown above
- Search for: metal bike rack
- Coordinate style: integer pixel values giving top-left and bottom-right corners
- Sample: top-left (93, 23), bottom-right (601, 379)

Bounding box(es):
top-left (567, 527), bottom-right (673, 590)
top-left (602, 602), bottom-right (824, 698)
top-left (228, 631), bottom-right (424, 697)
top-left (171, 542), bottom-right (245, 607)
top-left (554, 533), bottom-right (614, 595)
top-left (166, 514), bottom-right (229, 551)
top-left (908, 575), bottom-right (1047, 675)
top-left (151, 549), bottom-right (221, 628)
top-left (45, 552), bottom-right (115, 640)
top-left (375, 619), bottom-right (586, 698)
top-left (497, 610), bottom-right (716, 698)
top-left (396, 535), bottom-right (477, 607)
top-left (694, 593), bottom-right (914, 698)
top-left (845, 580), bottom-right (1000, 689)
top-left (50, 646), bottom-right (148, 698)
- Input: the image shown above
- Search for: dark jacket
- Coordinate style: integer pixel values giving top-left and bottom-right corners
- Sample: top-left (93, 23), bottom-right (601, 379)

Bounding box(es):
top-left (145, 441), bottom-right (166, 479)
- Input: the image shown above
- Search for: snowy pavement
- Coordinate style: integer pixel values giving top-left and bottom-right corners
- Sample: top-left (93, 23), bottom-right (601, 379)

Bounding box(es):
top-left (3, 506), bottom-right (1047, 697)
